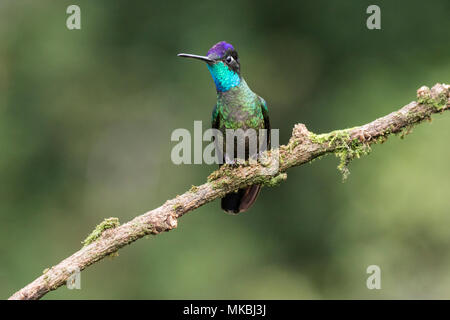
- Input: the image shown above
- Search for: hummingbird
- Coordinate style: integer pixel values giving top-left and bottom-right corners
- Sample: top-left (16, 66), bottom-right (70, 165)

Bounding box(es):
top-left (178, 41), bottom-right (270, 214)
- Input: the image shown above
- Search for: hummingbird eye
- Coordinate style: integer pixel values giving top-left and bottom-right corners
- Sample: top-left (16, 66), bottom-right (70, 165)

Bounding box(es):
top-left (225, 55), bottom-right (233, 64)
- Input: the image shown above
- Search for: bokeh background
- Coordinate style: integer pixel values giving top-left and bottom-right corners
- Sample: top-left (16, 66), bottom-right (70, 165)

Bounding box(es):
top-left (1, 0), bottom-right (449, 299)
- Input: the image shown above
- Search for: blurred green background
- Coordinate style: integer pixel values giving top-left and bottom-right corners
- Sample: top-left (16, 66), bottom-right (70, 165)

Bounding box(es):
top-left (1, 0), bottom-right (449, 299)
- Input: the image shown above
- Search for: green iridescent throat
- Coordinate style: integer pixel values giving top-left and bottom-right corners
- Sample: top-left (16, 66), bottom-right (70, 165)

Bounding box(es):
top-left (207, 62), bottom-right (241, 92)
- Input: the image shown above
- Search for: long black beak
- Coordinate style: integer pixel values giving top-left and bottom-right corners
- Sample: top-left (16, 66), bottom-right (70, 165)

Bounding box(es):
top-left (177, 53), bottom-right (214, 63)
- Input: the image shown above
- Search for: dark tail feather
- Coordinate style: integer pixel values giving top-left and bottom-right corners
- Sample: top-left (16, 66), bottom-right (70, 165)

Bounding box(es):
top-left (221, 185), bottom-right (261, 214)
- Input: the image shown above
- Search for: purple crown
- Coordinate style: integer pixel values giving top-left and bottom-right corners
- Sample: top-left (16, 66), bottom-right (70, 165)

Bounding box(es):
top-left (207, 41), bottom-right (234, 59)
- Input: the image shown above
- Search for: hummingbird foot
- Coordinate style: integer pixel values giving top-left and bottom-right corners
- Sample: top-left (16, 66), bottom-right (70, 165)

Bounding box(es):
top-left (225, 154), bottom-right (243, 167)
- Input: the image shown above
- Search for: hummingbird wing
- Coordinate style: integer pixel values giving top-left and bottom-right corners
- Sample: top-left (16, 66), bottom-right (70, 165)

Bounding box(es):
top-left (211, 103), bottom-right (220, 129)
top-left (259, 96), bottom-right (271, 149)
top-left (211, 104), bottom-right (224, 164)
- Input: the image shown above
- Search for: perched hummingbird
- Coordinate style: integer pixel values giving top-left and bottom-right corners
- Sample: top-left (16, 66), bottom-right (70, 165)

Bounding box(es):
top-left (178, 41), bottom-right (270, 214)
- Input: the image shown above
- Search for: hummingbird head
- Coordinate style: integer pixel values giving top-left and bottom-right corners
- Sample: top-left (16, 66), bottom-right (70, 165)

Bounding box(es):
top-left (178, 41), bottom-right (241, 92)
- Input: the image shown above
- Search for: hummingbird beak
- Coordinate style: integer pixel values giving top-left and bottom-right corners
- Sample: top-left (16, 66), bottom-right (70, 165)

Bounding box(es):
top-left (177, 53), bottom-right (214, 64)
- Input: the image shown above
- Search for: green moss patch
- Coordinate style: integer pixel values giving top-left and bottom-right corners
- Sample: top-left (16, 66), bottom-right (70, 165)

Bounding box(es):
top-left (310, 129), bottom-right (371, 181)
top-left (82, 217), bottom-right (120, 247)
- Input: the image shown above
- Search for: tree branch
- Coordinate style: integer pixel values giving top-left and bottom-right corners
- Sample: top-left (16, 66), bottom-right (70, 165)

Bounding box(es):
top-left (9, 83), bottom-right (449, 300)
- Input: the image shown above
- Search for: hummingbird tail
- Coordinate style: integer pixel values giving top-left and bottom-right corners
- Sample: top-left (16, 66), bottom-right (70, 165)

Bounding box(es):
top-left (221, 185), bottom-right (261, 214)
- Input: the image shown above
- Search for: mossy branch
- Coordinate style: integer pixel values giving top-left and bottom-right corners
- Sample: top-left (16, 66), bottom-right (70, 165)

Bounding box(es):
top-left (9, 83), bottom-right (449, 300)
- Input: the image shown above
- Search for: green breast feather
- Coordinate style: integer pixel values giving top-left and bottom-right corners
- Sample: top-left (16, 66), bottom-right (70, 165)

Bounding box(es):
top-left (212, 81), bottom-right (266, 131)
